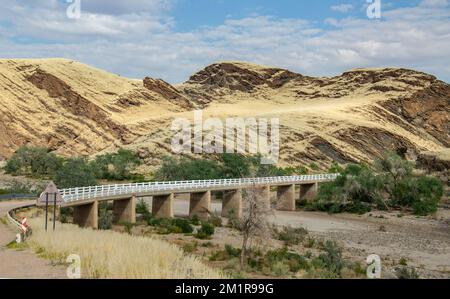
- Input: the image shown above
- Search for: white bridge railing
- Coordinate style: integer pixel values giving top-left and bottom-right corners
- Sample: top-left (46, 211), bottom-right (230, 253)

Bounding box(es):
top-left (60, 174), bottom-right (339, 203)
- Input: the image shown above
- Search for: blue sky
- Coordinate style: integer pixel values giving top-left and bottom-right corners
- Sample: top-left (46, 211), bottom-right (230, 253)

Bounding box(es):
top-left (0, 0), bottom-right (449, 82)
top-left (171, 0), bottom-right (421, 31)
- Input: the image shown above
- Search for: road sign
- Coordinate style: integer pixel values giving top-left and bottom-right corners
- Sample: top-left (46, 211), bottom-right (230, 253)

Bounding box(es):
top-left (38, 182), bottom-right (63, 205)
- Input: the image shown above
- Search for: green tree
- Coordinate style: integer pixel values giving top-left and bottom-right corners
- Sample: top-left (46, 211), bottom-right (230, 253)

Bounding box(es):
top-left (54, 158), bottom-right (97, 188)
top-left (91, 149), bottom-right (141, 180)
top-left (4, 146), bottom-right (61, 177)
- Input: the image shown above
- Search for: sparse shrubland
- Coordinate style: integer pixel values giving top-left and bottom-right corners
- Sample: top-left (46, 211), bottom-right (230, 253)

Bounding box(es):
top-left (27, 217), bottom-right (224, 279)
top-left (209, 240), bottom-right (363, 279)
top-left (312, 152), bottom-right (444, 215)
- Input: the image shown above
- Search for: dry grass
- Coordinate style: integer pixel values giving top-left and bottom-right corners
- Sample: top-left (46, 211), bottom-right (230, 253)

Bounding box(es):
top-left (27, 217), bottom-right (225, 279)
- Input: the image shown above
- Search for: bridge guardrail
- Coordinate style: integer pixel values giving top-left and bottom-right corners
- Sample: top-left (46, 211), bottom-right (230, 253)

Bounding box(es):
top-left (60, 174), bottom-right (339, 203)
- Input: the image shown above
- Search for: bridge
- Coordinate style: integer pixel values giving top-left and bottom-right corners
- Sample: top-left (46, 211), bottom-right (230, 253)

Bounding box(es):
top-left (56, 174), bottom-right (338, 229)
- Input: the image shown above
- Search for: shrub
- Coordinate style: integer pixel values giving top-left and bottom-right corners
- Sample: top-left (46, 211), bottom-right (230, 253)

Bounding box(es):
top-left (276, 226), bottom-right (308, 246)
top-left (208, 215), bottom-right (223, 227)
top-left (136, 199), bottom-right (150, 217)
top-left (226, 209), bottom-right (240, 229)
top-left (195, 222), bottom-right (215, 239)
top-left (191, 215), bottom-right (201, 226)
top-left (271, 261), bottom-right (290, 277)
top-left (265, 248), bottom-right (309, 273)
top-left (123, 222), bottom-right (135, 235)
top-left (316, 240), bottom-right (343, 277)
top-left (396, 266), bottom-right (419, 279)
top-left (225, 244), bottom-right (241, 258)
top-left (59, 207), bottom-right (72, 224)
top-left (182, 242), bottom-right (198, 253)
top-left (172, 219), bottom-right (194, 234)
top-left (99, 202), bottom-right (112, 230)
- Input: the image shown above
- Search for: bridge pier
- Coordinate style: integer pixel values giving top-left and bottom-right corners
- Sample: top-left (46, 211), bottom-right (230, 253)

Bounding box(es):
top-left (73, 201), bottom-right (98, 229)
top-left (189, 191), bottom-right (211, 220)
top-left (113, 196), bottom-right (136, 224)
top-left (152, 194), bottom-right (174, 219)
top-left (276, 184), bottom-right (296, 211)
top-left (222, 189), bottom-right (242, 218)
top-left (300, 183), bottom-right (318, 202)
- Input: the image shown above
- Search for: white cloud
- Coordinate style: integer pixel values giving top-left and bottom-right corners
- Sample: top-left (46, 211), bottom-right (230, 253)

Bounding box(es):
top-left (0, 1), bottom-right (449, 83)
top-left (419, 0), bottom-right (449, 7)
top-left (331, 4), bottom-right (354, 13)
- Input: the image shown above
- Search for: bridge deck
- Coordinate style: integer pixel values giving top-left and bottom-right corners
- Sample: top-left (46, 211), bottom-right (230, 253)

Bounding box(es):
top-left (59, 174), bottom-right (338, 207)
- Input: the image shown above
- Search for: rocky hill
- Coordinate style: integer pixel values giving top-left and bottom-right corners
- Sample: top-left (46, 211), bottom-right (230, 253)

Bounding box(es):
top-left (0, 59), bottom-right (448, 171)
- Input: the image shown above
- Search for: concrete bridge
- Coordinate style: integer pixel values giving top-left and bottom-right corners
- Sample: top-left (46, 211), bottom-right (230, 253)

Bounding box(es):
top-left (59, 174), bottom-right (338, 229)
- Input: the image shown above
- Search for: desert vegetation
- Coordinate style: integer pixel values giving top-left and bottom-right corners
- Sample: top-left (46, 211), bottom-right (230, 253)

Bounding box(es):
top-left (25, 214), bottom-right (224, 279)
top-left (3, 146), bottom-right (142, 188)
top-left (311, 152), bottom-right (444, 216)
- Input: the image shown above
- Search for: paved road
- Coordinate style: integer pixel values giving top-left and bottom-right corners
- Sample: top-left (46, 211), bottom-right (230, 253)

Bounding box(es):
top-left (0, 200), bottom-right (66, 279)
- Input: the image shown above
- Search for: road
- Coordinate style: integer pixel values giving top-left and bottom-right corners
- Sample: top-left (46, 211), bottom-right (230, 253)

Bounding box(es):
top-left (0, 200), bottom-right (66, 279)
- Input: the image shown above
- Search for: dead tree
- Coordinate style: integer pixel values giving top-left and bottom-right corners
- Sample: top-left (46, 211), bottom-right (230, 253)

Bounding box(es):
top-left (238, 180), bottom-right (272, 269)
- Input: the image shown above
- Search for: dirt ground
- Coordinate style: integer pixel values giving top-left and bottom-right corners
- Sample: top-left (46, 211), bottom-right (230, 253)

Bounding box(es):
top-left (0, 200), bottom-right (66, 279)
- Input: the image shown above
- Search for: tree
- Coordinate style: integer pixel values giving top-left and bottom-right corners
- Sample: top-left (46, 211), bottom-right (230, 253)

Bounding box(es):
top-left (90, 149), bottom-right (141, 180)
top-left (154, 156), bottom-right (222, 181)
top-left (237, 179), bottom-right (272, 268)
top-left (54, 158), bottom-right (97, 188)
top-left (4, 146), bottom-right (61, 177)
top-left (375, 151), bottom-right (414, 194)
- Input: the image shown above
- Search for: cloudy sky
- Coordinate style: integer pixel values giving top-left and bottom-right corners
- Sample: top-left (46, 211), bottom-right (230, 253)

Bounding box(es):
top-left (0, 0), bottom-right (449, 83)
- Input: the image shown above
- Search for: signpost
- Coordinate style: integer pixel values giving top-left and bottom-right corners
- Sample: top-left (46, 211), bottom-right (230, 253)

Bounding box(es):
top-left (38, 182), bottom-right (63, 231)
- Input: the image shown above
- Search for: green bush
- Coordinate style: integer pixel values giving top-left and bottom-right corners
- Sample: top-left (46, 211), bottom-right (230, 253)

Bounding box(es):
top-left (99, 202), bottom-right (112, 230)
top-left (316, 240), bottom-right (343, 277)
top-left (190, 215), bottom-right (201, 226)
top-left (312, 152), bottom-right (443, 216)
top-left (136, 199), bottom-right (150, 217)
top-left (225, 244), bottom-right (241, 258)
top-left (276, 226), bottom-right (309, 246)
top-left (392, 176), bottom-right (443, 215)
top-left (195, 222), bottom-right (215, 239)
top-left (396, 266), bottom-right (419, 279)
top-left (172, 218), bottom-right (194, 234)
top-left (145, 216), bottom-right (194, 234)
top-left (265, 248), bottom-right (309, 272)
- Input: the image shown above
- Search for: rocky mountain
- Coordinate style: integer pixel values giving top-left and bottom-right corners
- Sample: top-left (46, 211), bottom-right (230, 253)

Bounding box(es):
top-left (0, 59), bottom-right (448, 171)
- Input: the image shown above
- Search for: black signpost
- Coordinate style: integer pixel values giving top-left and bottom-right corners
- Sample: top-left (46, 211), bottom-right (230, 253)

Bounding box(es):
top-left (53, 192), bottom-right (57, 231)
top-left (39, 182), bottom-right (63, 232)
top-left (45, 192), bottom-right (49, 231)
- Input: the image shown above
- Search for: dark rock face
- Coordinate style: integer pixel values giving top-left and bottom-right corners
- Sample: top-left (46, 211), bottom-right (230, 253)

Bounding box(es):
top-left (382, 81), bottom-right (450, 147)
top-left (143, 77), bottom-right (192, 108)
top-left (27, 69), bottom-right (130, 142)
top-left (186, 62), bottom-right (304, 92)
